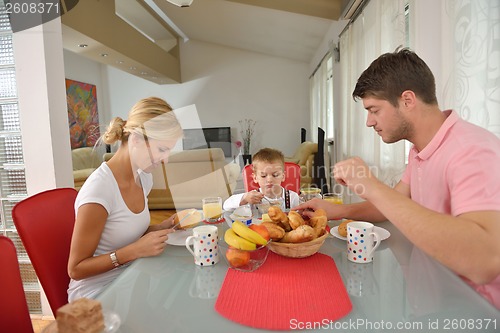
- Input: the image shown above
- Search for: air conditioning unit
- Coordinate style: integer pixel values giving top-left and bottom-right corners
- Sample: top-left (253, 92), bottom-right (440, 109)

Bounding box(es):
top-left (340, 0), bottom-right (365, 20)
top-left (166, 0), bottom-right (193, 7)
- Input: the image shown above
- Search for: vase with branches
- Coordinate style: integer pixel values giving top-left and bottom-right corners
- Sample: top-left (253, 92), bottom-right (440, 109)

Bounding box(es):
top-left (239, 119), bottom-right (256, 156)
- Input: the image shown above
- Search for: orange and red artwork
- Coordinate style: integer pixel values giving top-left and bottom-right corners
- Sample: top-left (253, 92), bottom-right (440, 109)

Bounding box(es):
top-left (65, 79), bottom-right (99, 149)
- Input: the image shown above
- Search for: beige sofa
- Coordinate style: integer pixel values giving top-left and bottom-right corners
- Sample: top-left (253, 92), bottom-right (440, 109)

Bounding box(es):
top-left (103, 148), bottom-right (241, 210)
top-left (148, 148), bottom-right (240, 209)
top-left (72, 147), bottom-right (103, 190)
top-left (284, 141), bottom-right (318, 187)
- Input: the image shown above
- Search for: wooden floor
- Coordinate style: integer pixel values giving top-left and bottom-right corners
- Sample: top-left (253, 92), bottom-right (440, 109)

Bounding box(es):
top-left (31, 209), bottom-right (175, 333)
top-left (32, 318), bottom-right (53, 333)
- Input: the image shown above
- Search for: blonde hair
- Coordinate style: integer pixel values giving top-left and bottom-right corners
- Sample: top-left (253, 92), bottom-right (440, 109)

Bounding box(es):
top-left (102, 97), bottom-right (183, 145)
top-left (252, 148), bottom-right (285, 171)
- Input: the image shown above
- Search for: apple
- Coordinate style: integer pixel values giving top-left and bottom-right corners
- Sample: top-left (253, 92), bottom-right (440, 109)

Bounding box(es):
top-left (249, 224), bottom-right (270, 242)
top-left (226, 248), bottom-right (250, 268)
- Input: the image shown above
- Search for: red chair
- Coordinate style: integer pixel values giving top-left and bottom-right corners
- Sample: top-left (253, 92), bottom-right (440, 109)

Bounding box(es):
top-left (242, 162), bottom-right (301, 193)
top-left (0, 236), bottom-right (35, 333)
top-left (13, 187), bottom-right (78, 316)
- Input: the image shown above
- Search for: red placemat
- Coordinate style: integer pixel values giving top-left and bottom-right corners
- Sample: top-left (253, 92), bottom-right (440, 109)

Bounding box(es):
top-left (215, 252), bottom-right (352, 330)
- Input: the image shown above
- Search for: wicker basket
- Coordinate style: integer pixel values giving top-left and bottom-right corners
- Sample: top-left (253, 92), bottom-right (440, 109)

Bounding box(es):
top-left (267, 230), bottom-right (329, 258)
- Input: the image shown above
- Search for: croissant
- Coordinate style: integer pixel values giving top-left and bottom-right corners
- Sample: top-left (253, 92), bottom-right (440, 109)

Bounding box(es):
top-left (309, 215), bottom-right (327, 237)
top-left (268, 206), bottom-right (288, 223)
top-left (267, 206), bottom-right (291, 231)
top-left (287, 211), bottom-right (306, 230)
top-left (313, 209), bottom-right (327, 217)
top-left (261, 222), bottom-right (286, 241)
top-left (280, 225), bottom-right (316, 243)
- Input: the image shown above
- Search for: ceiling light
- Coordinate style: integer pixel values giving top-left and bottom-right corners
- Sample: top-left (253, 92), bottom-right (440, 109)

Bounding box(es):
top-left (165, 0), bottom-right (193, 8)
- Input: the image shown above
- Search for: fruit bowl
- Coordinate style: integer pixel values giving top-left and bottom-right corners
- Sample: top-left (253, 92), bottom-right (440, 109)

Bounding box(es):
top-left (219, 238), bottom-right (270, 272)
top-left (267, 230), bottom-right (329, 258)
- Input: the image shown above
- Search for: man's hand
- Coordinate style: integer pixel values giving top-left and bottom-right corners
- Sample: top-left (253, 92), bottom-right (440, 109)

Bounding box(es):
top-left (333, 157), bottom-right (381, 199)
top-left (293, 198), bottom-right (345, 220)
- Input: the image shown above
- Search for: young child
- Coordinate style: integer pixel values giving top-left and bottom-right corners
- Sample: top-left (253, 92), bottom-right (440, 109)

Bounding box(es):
top-left (223, 148), bottom-right (300, 213)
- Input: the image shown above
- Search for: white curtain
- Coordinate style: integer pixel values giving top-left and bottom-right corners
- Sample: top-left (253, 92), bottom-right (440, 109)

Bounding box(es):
top-left (441, 0), bottom-right (500, 137)
top-left (309, 51), bottom-right (334, 188)
top-left (337, 0), bottom-right (408, 202)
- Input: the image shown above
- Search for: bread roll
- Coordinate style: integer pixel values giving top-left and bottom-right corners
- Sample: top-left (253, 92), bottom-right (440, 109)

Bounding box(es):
top-left (338, 219), bottom-right (353, 237)
top-left (56, 298), bottom-right (105, 333)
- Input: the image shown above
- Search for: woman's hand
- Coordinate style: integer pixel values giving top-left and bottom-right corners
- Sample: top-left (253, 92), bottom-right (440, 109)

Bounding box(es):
top-left (134, 229), bottom-right (173, 258)
top-left (158, 214), bottom-right (176, 229)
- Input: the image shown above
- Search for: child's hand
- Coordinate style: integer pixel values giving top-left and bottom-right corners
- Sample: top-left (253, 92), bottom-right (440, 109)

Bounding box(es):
top-left (242, 190), bottom-right (264, 205)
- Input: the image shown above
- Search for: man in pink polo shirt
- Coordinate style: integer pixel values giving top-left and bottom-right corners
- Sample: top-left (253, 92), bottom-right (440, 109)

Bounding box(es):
top-left (295, 49), bottom-right (500, 296)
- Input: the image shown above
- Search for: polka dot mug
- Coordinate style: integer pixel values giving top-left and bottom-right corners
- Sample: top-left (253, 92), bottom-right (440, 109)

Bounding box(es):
top-left (185, 225), bottom-right (219, 266)
top-left (347, 221), bottom-right (381, 264)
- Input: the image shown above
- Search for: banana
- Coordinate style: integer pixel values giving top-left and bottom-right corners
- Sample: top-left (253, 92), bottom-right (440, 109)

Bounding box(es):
top-left (232, 220), bottom-right (268, 246)
top-left (224, 228), bottom-right (257, 250)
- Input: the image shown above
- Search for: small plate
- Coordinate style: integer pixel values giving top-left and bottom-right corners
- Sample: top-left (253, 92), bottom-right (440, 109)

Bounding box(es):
top-left (330, 225), bottom-right (391, 241)
top-left (166, 229), bottom-right (193, 246)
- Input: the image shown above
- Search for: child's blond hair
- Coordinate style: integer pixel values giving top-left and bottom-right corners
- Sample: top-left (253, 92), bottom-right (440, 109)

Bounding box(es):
top-left (252, 148), bottom-right (284, 172)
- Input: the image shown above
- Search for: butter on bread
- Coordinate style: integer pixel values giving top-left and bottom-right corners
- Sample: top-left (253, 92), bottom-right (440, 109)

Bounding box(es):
top-left (173, 208), bottom-right (202, 229)
top-left (56, 298), bottom-right (105, 333)
top-left (261, 213), bottom-right (272, 222)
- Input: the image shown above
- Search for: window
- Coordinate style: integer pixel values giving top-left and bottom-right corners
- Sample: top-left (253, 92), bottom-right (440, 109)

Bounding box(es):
top-left (0, 0), bottom-right (41, 314)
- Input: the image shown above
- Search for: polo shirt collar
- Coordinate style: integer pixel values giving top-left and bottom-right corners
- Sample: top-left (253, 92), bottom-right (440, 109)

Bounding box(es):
top-left (413, 110), bottom-right (458, 160)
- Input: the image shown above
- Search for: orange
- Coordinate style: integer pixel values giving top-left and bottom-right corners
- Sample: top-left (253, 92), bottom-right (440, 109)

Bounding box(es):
top-left (226, 247), bottom-right (250, 267)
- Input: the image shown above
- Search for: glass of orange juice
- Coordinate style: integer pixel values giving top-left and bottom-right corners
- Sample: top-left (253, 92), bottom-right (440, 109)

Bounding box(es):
top-left (202, 197), bottom-right (223, 223)
top-left (323, 193), bottom-right (343, 205)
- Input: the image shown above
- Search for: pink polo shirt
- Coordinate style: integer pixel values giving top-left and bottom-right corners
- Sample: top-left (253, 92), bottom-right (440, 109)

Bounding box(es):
top-left (401, 110), bottom-right (500, 308)
top-left (401, 110), bottom-right (500, 216)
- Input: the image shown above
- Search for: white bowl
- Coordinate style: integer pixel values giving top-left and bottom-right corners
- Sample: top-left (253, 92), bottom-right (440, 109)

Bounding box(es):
top-left (229, 214), bottom-right (252, 226)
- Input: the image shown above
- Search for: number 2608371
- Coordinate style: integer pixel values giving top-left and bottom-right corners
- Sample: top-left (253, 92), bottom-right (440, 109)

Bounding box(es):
top-left (5, 2), bottom-right (60, 15)
top-left (443, 318), bottom-right (496, 330)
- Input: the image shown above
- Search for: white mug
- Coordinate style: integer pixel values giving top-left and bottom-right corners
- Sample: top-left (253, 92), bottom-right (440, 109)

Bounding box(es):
top-left (189, 266), bottom-right (221, 299)
top-left (346, 221), bottom-right (380, 263)
top-left (344, 257), bottom-right (376, 297)
top-left (185, 225), bottom-right (219, 266)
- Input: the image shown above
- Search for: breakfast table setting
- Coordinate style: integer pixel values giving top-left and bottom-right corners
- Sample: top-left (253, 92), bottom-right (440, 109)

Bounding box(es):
top-left (93, 199), bottom-right (500, 333)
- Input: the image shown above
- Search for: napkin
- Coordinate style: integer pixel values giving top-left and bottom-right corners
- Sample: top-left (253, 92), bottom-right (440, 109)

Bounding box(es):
top-left (215, 252), bottom-right (352, 330)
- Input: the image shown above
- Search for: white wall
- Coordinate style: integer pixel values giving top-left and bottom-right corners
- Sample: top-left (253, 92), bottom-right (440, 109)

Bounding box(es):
top-left (64, 40), bottom-right (311, 157)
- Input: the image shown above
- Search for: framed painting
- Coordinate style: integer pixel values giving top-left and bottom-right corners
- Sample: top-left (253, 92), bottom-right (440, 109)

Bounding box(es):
top-left (65, 79), bottom-right (100, 149)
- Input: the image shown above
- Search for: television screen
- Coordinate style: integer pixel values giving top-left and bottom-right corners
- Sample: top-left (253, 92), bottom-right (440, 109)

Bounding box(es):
top-left (183, 127), bottom-right (232, 157)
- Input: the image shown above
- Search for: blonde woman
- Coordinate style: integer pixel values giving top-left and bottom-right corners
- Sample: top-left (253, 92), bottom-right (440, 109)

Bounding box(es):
top-left (68, 97), bottom-right (183, 301)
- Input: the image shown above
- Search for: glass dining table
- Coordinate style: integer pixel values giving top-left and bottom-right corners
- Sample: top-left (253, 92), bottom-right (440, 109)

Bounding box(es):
top-left (96, 221), bottom-right (500, 332)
